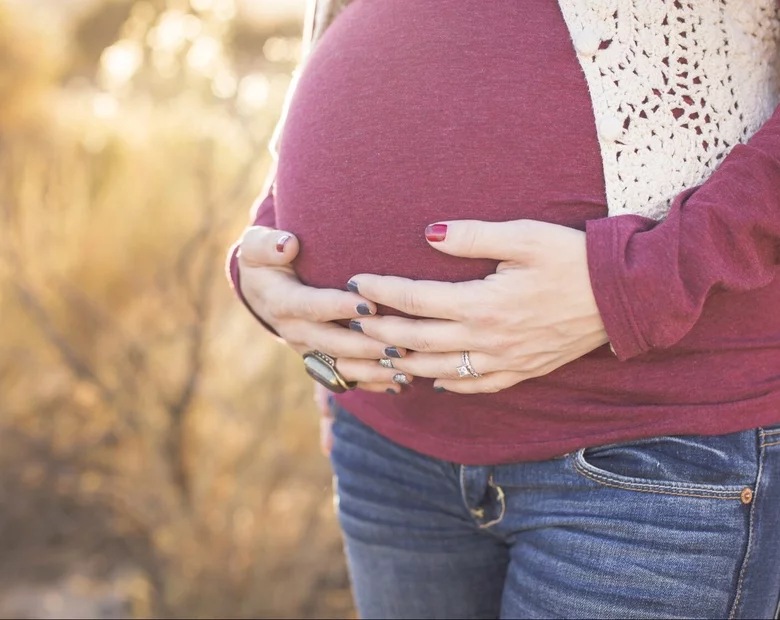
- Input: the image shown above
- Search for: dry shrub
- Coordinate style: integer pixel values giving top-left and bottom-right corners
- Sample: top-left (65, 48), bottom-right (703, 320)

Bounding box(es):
top-left (0, 2), bottom-right (351, 618)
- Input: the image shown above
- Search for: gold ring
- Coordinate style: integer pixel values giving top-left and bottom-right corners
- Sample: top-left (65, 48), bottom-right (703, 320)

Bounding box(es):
top-left (302, 350), bottom-right (357, 394)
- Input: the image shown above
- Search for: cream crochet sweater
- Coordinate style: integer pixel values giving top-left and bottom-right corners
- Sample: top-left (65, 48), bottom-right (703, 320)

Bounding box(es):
top-left (283, 0), bottom-right (780, 219)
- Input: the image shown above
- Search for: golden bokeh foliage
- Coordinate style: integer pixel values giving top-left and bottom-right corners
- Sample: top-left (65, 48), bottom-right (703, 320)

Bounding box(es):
top-left (0, 1), bottom-right (351, 617)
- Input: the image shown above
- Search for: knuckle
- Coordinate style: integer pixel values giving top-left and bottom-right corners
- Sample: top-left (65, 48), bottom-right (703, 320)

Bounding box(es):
top-left (296, 295), bottom-right (323, 322)
top-left (460, 225), bottom-right (481, 257)
top-left (238, 227), bottom-right (267, 262)
top-left (263, 305), bottom-right (283, 325)
top-left (468, 295), bottom-right (500, 326)
top-left (401, 289), bottom-right (425, 316)
top-left (478, 331), bottom-right (507, 354)
top-left (407, 334), bottom-right (435, 352)
top-left (470, 306), bottom-right (496, 327)
top-left (265, 290), bottom-right (290, 320)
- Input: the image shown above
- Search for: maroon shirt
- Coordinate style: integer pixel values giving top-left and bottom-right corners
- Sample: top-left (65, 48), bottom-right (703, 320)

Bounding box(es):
top-left (229, 0), bottom-right (780, 464)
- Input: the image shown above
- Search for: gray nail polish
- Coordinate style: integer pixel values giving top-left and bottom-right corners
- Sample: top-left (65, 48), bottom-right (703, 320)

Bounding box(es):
top-left (356, 303), bottom-right (373, 316)
top-left (349, 320), bottom-right (363, 333)
top-left (434, 386), bottom-right (447, 393)
top-left (392, 373), bottom-right (410, 385)
top-left (386, 388), bottom-right (399, 395)
top-left (384, 346), bottom-right (403, 358)
top-left (347, 280), bottom-right (360, 293)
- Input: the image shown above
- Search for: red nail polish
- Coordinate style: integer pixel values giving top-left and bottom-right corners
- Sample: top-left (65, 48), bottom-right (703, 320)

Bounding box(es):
top-left (275, 234), bottom-right (291, 253)
top-left (425, 224), bottom-right (448, 243)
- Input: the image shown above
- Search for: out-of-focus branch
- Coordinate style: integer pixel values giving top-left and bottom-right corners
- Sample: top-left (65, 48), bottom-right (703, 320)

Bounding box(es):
top-left (12, 279), bottom-right (116, 408)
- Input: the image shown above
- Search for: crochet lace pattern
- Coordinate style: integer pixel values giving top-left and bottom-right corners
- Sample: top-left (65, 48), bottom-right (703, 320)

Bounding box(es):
top-left (557, 0), bottom-right (780, 218)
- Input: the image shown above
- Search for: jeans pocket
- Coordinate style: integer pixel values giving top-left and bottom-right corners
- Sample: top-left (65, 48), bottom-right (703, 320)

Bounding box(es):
top-left (572, 430), bottom-right (759, 499)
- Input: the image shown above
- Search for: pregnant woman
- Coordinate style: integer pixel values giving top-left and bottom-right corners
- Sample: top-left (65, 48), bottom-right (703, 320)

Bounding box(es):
top-left (228, 1), bottom-right (780, 618)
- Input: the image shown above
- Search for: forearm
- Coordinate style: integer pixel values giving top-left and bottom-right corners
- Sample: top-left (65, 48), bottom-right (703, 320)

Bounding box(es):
top-left (587, 103), bottom-right (780, 360)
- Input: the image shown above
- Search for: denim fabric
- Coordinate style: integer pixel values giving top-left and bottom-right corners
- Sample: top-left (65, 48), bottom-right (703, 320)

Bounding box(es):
top-left (328, 401), bottom-right (780, 619)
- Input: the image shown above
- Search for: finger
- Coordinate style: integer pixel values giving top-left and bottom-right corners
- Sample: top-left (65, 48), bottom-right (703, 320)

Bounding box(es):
top-left (357, 382), bottom-right (405, 395)
top-left (293, 321), bottom-right (402, 359)
top-left (257, 272), bottom-right (377, 322)
top-left (336, 358), bottom-right (413, 385)
top-left (424, 219), bottom-right (573, 262)
top-left (352, 315), bottom-right (473, 353)
top-left (320, 415), bottom-right (333, 456)
top-left (314, 383), bottom-right (332, 419)
top-left (392, 351), bottom-right (497, 380)
top-left (434, 371), bottom-right (523, 394)
top-left (239, 225), bottom-right (300, 267)
top-left (347, 275), bottom-right (478, 320)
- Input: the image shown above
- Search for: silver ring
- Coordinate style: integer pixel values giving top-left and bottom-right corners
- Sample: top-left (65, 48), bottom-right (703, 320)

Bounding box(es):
top-left (456, 351), bottom-right (481, 379)
top-left (379, 357), bottom-right (395, 369)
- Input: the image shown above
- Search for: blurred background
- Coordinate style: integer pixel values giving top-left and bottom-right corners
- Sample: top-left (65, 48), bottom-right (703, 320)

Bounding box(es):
top-left (0, 0), bottom-right (353, 617)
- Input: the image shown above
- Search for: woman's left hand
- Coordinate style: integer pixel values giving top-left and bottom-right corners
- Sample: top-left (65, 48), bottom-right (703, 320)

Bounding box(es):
top-left (348, 219), bottom-right (611, 394)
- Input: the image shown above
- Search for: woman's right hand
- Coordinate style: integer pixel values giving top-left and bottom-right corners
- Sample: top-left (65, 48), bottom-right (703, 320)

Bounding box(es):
top-left (237, 225), bottom-right (411, 394)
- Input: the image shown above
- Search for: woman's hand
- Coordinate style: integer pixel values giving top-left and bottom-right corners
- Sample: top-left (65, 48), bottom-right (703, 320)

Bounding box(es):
top-left (237, 225), bottom-right (412, 393)
top-left (347, 219), bottom-right (610, 394)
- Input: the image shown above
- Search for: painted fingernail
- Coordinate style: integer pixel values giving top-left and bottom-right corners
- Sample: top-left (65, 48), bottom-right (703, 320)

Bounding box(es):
top-left (434, 386), bottom-right (447, 393)
top-left (347, 279), bottom-right (360, 293)
top-left (425, 224), bottom-right (448, 243)
top-left (392, 373), bottom-right (410, 385)
top-left (275, 234), bottom-right (291, 253)
top-left (384, 346), bottom-right (403, 358)
top-left (386, 388), bottom-right (399, 395)
top-left (356, 303), bottom-right (373, 316)
top-left (349, 320), bottom-right (363, 333)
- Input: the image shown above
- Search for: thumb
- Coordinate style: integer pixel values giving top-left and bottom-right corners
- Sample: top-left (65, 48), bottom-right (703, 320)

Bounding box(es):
top-left (424, 219), bottom-right (541, 261)
top-left (238, 225), bottom-right (300, 268)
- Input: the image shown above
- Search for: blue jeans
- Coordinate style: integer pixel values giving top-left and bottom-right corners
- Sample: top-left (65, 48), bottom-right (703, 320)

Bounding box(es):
top-left (328, 401), bottom-right (780, 619)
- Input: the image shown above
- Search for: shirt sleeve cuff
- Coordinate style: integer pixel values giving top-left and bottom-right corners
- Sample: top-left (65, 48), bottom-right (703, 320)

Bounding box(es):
top-left (586, 216), bottom-right (650, 361)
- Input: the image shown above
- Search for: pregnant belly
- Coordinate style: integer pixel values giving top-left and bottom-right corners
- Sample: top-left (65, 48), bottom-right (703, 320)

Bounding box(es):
top-left (275, 0), bottom-right (608, 302)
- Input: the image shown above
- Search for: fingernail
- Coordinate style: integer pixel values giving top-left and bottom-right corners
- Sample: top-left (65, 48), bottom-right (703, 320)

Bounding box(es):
top-left (384, 346), bottom-right (403, 359)
top-left (349, 320), bottom-right (363, 333)
top-left (434, 386), bottom-right (447, 393)
top-left (425, 224), bottom-right (448, 243)
top-left (347, 279), bottom-right (360, 293)
top-left (386, 388), bottom-right (399, 395)
top-left (275, 234), bottom-right (291, 253)
top-left (392, 373), bottom-right (410, 385)
top-left (356, 303), bottom-right (373, 316)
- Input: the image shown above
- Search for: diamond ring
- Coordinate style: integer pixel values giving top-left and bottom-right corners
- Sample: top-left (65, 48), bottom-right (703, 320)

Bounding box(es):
top-left (456, 351), bottom-right (481, 379)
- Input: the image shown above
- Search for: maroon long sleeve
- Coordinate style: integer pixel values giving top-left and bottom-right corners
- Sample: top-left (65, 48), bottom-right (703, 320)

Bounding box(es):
top-left (587, 103), bottom-right (780, 361)
top-left (225, 0), bottom-right (780, 464)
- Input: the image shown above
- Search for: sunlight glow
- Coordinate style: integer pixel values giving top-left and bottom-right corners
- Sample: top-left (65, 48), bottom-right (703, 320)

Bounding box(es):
top-left (187, 36), bottom-right (223, 76)
top-left (148, 10), bottom-right (189, 53)
top-left (236, 73), bottom-right (270, 114)
top-left (212, 68), bottom-right (238, 99)
top-left (100, 40), bottom-right (143, 88)
top-left (92, 93), bottom-right (119, 119)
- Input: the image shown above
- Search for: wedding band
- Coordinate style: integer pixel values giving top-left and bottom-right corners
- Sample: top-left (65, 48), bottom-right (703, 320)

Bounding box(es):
top-left (302, 350), bottom-right (357, 393)
top-left (379, 358), bottom-right (395, 369)
top-left (456, 351), bottom-right (482, 379)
